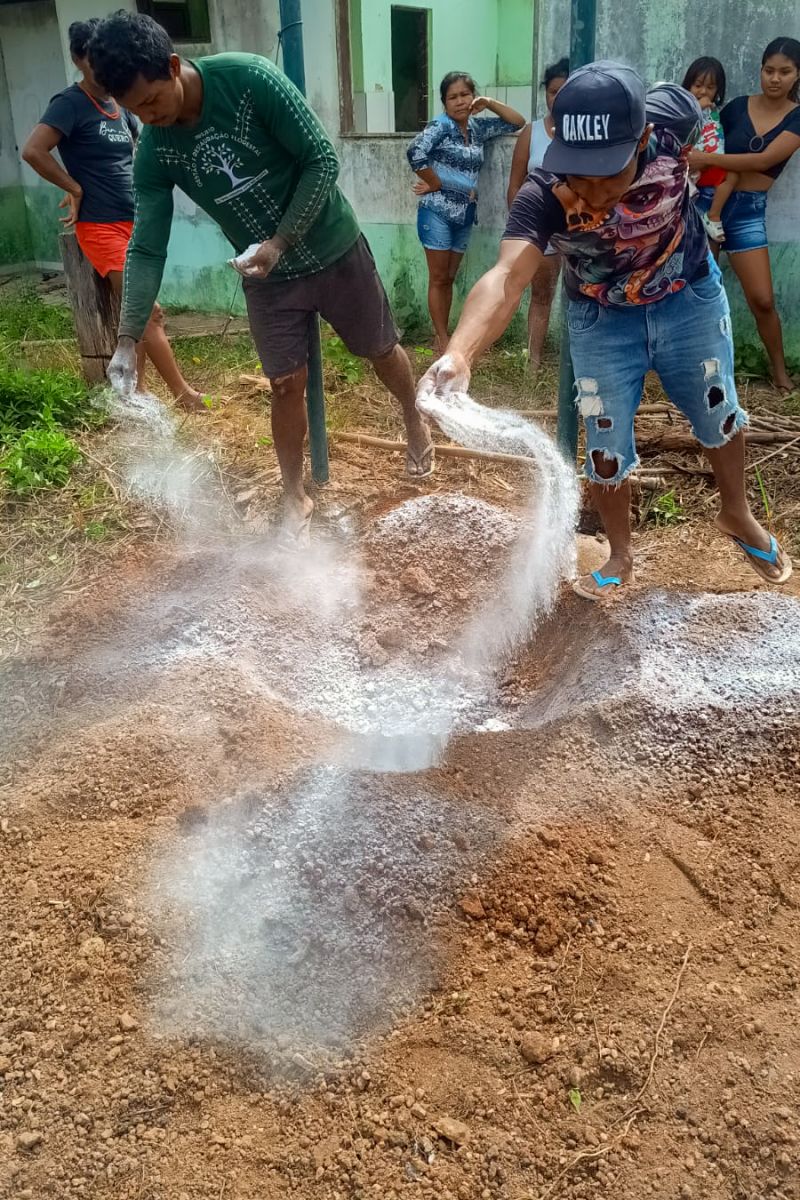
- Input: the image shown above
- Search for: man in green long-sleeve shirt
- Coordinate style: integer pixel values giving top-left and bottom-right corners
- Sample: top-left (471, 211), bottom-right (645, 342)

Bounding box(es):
top-left (89, 12), bottom-right (433, 538)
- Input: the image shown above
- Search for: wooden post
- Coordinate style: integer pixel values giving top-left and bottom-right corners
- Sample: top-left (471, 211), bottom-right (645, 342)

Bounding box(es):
top-left (59, 230), bottom-right (120, 384)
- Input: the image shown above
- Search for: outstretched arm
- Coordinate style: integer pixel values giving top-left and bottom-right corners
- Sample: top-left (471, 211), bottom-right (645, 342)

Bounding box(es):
top-left (117, 140), bottom-right (174, 343)
top-left (417, 239), bottom-right (543, 398)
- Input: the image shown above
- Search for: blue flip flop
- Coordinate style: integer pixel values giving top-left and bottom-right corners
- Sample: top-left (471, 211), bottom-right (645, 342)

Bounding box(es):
top-left (730, 534), bottom-right (792, 585)
top-left (572, 569), bottom-right (629, 601)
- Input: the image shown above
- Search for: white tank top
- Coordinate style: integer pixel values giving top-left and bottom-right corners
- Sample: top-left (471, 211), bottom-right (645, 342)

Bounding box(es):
top-left (528, 118), bottom-right (553, 171)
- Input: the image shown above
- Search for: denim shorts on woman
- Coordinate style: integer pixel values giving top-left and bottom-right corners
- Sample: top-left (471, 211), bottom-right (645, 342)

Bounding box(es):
top-left (695, 187), bottom-right (768, 254)
top-left (417, 206), bottom-right (473, 254)
top-left (567, 256), bottom-right (747, 486)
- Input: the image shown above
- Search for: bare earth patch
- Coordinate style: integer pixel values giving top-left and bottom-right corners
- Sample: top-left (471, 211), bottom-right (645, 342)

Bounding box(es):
top-left (1, 326), bottom-right (799, 1200)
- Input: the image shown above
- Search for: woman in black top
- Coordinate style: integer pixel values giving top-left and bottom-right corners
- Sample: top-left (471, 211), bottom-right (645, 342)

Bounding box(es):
top-left (689, 38), bottom-right (800, 392)
top-left (22, 20), bottom-right (203, 409)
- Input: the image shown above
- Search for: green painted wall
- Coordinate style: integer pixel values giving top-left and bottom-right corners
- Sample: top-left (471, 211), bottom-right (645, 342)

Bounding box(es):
top-left (151, 208), bottom-right (530, 341)
top-left (156, 208), bottom-right (247, 314)
top-left (361, 219), bottom-right (527, 341)
top-left (353, 0), bottom-right (501, 97)
top-left (0, 187), bottom-right (59, 270)
top-left (723, 247), bottom-right (800, 372)
top-left (0, 186), bottom-right (33, 266)
top-left (497, 0), bottom-right (534, 86)
top-left (22, 187), bottom-right (61, 265)
top-left (349, 0), bottom-right (365, 93)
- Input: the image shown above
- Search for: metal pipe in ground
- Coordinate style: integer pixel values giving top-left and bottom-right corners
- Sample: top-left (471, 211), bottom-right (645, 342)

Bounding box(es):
top-left (556, 0), bottom-right (597, 459)
top-left (278, 0), bottom-right (330, 484)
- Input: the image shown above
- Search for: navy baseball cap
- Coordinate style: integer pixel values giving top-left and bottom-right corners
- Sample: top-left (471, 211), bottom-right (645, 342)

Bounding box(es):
top-left (543, 60), bottom-right (647, 177)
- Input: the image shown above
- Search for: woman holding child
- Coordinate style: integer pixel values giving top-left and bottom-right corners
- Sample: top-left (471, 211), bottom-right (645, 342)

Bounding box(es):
top-left (688, 37), bottom-right (800, 392)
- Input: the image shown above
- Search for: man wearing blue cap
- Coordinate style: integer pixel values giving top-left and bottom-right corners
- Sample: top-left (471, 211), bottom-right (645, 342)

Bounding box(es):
top-left (418, 62), bottom-right (792, 597)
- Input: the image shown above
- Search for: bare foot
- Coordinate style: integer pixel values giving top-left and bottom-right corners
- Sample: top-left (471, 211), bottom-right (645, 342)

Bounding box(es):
top-left (405, 416), bottom-right (434, 479)
top-left (772, 372), bottom-right (795, 394)
top-left (714, 514), bottom-right (791, 583)
top-left (573, 552), bottom-right (634, 600)
top-left (282, 494), bottom-right (314, 548)
top-left (175, 388), bottom-right (208, 413)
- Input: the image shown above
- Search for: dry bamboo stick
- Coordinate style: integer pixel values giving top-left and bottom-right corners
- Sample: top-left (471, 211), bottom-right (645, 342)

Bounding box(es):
top-left (332, 431), bottom-right (534, 465)
top-left (330, 431), bottom-right (664, 483)
top-left (518, 403), bottom-right (673, 418)
top-left (637, 428), bottom-right (786, 452)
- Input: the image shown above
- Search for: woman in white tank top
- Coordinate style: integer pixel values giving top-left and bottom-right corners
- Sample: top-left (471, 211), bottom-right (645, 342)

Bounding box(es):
top-left (507, 58), bottom-right (569, 369)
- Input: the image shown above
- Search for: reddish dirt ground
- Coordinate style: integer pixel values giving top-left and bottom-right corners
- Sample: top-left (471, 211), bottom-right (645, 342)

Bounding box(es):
top-left (1, 374), bottom-right (799, 1200)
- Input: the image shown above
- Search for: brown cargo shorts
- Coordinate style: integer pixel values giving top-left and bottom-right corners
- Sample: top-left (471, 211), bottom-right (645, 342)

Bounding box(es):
top-left (242, 235), bottom-right (400, 380)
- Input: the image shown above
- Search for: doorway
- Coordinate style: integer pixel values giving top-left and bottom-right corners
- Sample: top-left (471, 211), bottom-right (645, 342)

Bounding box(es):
top-left (391, 6), bottom-right (429, 132)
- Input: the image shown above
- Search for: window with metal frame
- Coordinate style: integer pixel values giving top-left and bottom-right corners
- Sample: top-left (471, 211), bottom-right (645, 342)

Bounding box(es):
top-left (136, 0), bottom-right (210, 45)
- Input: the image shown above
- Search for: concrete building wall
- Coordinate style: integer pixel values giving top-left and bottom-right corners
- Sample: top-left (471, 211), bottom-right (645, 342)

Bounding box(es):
top-left (326, 0), bottom-right (526, 339)
top-left (0, 35), bottom-right (32, 266)
top-left (52, 0), bottom-right (135, 78)
top-left (0, 0), bottom-right (67, 266)
top-left (335, 133), bottom-right (518, 338)
top-left (0, 38), bottom-right (21, 186)
top-left (345, 1), bottom-right (537, 133)
top-left (498, 0), bottom-right (536, 87)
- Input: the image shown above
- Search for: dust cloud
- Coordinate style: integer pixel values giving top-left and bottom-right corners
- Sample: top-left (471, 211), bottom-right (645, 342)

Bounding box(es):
top-left (139, 391), bottom-right (578, 1060)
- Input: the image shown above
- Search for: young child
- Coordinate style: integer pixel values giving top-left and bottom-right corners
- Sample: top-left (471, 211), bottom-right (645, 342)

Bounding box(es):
top-left (682, 57), bottom-right (738, 243)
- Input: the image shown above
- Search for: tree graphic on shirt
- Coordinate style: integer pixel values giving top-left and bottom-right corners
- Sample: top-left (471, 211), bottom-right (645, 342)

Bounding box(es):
top-left (199, 143), bottom-right (254, 191)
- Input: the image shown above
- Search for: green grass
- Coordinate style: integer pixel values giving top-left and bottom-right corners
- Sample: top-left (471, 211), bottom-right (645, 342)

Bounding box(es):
top-left (0, 362), bottom-right (100, 439)
top-left (0, 289), bottom-right (74, 344)
top-left (0, 295), bottom-right (102, 499)
top-left (754, 465), bottom-right (772, 523)
top-left (172, 326), bottom-right (372, 395)
top-left (646, 489), bottom-right (687, 527)
top-left (322, 334), bottom-right (363, 388)
top-left (0, 425), bottom-right (81, 494)
top-left (471, 344), bottom-right (559, 410)
top-left (782, 391), bottom-right (800, 417)
top-left (172, 331), bottom-right (259, 375)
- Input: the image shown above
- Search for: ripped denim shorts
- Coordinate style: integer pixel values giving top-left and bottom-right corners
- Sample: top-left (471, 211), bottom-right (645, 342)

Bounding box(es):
top-left (567, 256), bottom-right (747, 485)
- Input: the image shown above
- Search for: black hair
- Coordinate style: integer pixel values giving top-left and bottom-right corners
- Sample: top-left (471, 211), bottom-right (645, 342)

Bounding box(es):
top-left (440, 71), bottom-right (476, 106)
top-left (762, 38), bottom-right (800, 101)
top-left (542, 57), bottom-right (569, 88)
top-left (88, 10), bottom-right (174, 97)
top-left (682, 56), bottom-right (726, 105)
top-left (68, 18), bottom-right (100, 60)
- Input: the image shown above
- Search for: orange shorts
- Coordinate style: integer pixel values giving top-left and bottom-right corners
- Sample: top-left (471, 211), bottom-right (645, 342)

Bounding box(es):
top-left (74, 220), bottom-right (133, 277)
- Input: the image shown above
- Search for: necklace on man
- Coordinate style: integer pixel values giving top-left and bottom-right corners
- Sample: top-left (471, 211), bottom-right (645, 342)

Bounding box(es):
top-left (78, 84), bottom-right (120, 120)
